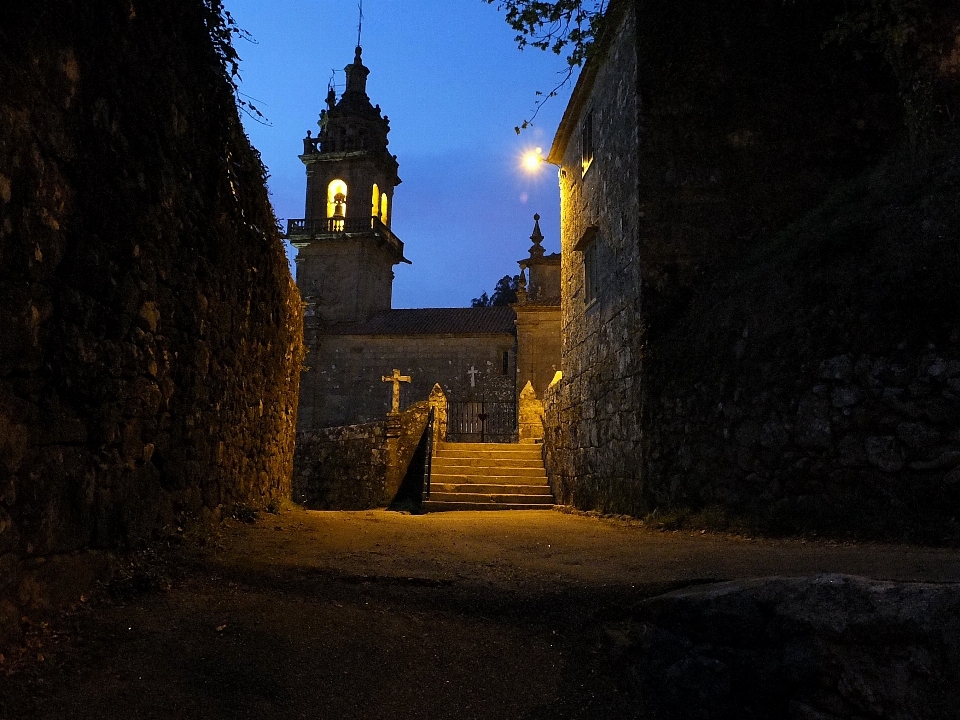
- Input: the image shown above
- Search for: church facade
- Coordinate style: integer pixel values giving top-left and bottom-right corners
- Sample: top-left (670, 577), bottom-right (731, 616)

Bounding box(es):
top-left (286, 46), bottom-right (560, 442)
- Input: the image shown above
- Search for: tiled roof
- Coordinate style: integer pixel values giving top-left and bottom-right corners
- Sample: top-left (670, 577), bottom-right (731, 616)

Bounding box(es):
top-left (324, 307), bottom-right (517, 336)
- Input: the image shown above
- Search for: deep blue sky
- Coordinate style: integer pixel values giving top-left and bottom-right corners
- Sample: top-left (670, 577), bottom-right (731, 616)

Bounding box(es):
top-left (225, 0), bottom-right (576, 308)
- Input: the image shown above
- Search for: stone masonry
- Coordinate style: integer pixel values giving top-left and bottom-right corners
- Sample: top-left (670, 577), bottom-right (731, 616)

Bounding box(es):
top-left (0, 1), bottom-right (303, 646)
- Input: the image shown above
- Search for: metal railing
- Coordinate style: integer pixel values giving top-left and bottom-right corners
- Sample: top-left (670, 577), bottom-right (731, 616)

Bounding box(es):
top-left (422, 406), bottom-right (435, 500)
top-left (286, 217), bottom-right (377, 235)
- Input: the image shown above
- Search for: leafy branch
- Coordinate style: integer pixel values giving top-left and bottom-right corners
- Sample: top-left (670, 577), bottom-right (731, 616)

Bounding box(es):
top-left (201, 0), bottom-right (269, 125)
top-left (483, 1), bottom-right (607, 132)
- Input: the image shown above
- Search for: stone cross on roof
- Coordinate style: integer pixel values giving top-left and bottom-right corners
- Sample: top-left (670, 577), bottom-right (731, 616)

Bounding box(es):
top-left (382, 368), bottom-right (411, 413)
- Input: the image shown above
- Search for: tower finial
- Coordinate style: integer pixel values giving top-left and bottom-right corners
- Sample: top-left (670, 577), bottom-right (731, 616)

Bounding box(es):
top-left (357, 0), bottom-right (364, 48)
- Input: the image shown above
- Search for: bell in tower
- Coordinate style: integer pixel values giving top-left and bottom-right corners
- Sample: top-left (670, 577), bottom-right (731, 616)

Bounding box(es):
top-left (286, 45), bottom-right (410, 326)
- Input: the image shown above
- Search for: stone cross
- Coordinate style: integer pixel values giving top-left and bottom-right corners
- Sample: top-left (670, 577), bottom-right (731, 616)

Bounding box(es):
top-left (467, 365), bottom-right (480, 388)
top-left (381, 368), bottom-right (411, 413)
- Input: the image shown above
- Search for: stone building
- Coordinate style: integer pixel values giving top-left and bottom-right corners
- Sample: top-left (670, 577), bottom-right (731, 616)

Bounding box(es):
top-left (542, 0), bottom-right (960, 538)
top-left (288, 46), bottom-right (560, 442)
top-left (543, 1), bottom-right (644, 510)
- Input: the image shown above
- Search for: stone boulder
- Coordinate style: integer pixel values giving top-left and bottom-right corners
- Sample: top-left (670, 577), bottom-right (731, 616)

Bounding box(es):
top-left (612, 575), bottom-right (960, 719)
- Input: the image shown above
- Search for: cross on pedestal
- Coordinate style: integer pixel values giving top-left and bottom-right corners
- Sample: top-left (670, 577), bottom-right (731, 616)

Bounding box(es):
top-left (467, 365), bottom-right (480, 388)
top-left (381, 368), bottom-right (412, 413)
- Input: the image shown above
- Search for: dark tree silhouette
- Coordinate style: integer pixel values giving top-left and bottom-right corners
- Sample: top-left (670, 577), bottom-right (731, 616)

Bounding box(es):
top-left (472, 275), bottom-right (521, 307)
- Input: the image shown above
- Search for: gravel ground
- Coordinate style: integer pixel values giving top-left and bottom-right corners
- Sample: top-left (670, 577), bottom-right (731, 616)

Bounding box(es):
top-left (3, 507), bottom-right (960, 720)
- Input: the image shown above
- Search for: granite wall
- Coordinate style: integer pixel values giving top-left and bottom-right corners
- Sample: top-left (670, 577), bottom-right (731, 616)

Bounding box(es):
top-left (293, 422), bottom-right (388, 509)
top-left (293, 401), bottom-right (431, 509)
top-left (545, 5), bottom-right (644, 512)
top-left (299, 332), bottom-right (516, 429)
top-left (0, 0), bottom-right (303, 645)
top-left (542, 0), bottom-right (960, 539)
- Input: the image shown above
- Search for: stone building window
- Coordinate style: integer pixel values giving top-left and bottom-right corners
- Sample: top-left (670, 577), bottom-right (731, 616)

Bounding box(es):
top-left (371, 184), bottom-right (380, 217)
top-left (380, 193), bottom-right (389, 224)
top-left (575, 225), bottom-right (600, 305)
top-left (584, 240), bottom-right (599, 304)
top-left (580, 109), bottom-right (595, 176)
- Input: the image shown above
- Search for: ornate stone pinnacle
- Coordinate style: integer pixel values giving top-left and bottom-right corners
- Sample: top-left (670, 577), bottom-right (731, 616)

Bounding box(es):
top-left (529, 213), bottom-right (545, 258)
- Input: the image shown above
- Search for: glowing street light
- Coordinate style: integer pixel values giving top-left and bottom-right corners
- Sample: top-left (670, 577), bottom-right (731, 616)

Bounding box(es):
top-left (522, 147), bottom-right (546, 172)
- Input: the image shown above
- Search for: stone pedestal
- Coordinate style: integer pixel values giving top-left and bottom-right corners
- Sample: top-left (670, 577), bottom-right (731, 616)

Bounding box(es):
top-left (518, 381), bottom-right (544, 444)
top-left (384, 411), bottom-right (402, 502)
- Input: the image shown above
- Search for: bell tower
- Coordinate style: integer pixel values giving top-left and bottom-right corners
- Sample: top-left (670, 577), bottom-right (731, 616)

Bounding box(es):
top-left (287, 46), bottom-right (409, 326)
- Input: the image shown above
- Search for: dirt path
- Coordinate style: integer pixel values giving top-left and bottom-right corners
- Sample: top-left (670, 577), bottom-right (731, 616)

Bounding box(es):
top-left (4, 508), bottom-right (960, 720)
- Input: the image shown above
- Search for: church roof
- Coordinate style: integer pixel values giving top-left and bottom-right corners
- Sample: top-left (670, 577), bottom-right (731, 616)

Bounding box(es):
top-left (324, 307), bottom-right (517, 336)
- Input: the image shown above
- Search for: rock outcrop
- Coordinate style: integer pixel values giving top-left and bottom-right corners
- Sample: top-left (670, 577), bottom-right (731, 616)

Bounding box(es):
top-left (613, 574), bottom-right (960, 719)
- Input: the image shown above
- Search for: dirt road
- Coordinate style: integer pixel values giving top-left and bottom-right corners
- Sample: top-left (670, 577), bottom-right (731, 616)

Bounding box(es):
top-left (4, 508), bottom-right (960, 720)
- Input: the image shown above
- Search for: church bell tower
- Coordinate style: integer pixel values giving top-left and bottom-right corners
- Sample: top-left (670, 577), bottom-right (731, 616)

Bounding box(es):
top-left (287, 46), bottom-right (409, 325)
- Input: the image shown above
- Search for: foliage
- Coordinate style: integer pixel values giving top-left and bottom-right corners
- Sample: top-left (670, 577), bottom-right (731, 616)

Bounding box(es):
top-left (483, 1), bottom-right (607, 65)
top-left (229, 502), bottom-right (260, 523)
top-left (472, 275), bottom-right (522, 307)
top-left (822, 0), bottom-right (954, 152)
top-left (200, 0), bottom-right (268, 124)
top-left (483, 1), bottom-right (607, 131)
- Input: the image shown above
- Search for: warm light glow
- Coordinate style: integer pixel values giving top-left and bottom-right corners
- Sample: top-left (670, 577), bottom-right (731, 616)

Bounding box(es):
top-left (380, 193), bottom-right (389, 224)
top-left (522, 147), bottom-right (544, 172)
top-left (371, 183), bottom-right (380, 217)
top-left (327, 179), bottom-right (348, 218)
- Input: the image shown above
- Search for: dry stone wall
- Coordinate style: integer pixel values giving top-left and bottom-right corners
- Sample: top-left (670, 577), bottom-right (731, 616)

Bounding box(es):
top-left (0, 0), bottom-right (303, 646)
top-left (293, 401), bottom-right (430, 509)
top-left (643, 156), bottom-right (960, 541)
top-left (293, 422), bottom-right (387, 509)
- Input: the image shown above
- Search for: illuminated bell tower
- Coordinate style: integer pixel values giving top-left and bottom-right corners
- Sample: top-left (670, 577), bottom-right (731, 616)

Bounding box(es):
top-left (287, 46), bottom-right (409, 326)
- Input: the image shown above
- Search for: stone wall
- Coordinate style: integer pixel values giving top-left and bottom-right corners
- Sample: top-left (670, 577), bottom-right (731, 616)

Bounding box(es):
top-left (293, 422), bottom-right (387, 509)
top-left (546, 5), bottom-right (644, 512)
top-left (300, 332), bottom-right (516, 429)
top-left (293, 401), bottom-right (431, 509)
top-left (0, 0), bottom-right (303, 646)
top-left (642, 155), bottom-right (960, 541)
top-left (542, 0), bottom-right (960, 539)
top-left (514, 305), bottom-right (561, 400)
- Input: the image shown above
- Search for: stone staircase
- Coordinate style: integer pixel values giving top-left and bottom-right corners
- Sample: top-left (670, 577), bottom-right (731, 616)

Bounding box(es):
top-left (422, 442), bottom-right (554, 512)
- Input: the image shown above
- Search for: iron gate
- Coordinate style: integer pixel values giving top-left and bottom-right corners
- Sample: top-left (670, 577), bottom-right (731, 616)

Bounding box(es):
top-left (447, 401), bottom-right (516, 443)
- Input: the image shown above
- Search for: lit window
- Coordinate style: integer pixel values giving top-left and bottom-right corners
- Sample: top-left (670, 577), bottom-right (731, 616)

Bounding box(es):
top-left (580, 110), bottom-right (594, 176)
top-left (327, 179), bottom-right (348, 220)
top-left (371, 184), bottom-right (380, 218)
top-left (380, 194), bottom-right (389, 225)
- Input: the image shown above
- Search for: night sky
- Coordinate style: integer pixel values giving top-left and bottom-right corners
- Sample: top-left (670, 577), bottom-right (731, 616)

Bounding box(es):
top-left (225, 0), bottom-right (577, 308)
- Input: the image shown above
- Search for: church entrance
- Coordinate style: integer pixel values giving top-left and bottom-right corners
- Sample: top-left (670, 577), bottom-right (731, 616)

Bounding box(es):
top-left (447, 400), bottom-right (516, 443)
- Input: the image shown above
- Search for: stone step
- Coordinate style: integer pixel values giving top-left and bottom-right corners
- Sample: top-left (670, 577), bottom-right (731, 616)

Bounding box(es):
top-left (429, 482), bottom-right (552, 496)
top-left (439, 442), bottom-right (539, 452)
top-left (431, 457), bottom-right (545, 469)
top-left (425, 491), bottom-right (555, 505)
top-left (423, 442), bottom-right (553, 512)
top-left (430, 473), bottom-right (548, 486)
top-left (421, 501), bottom-right (556, 512)
top-left (430, 463), bottom-right (547, 477)
top-left (434, 451), bottom-right (543, 463)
